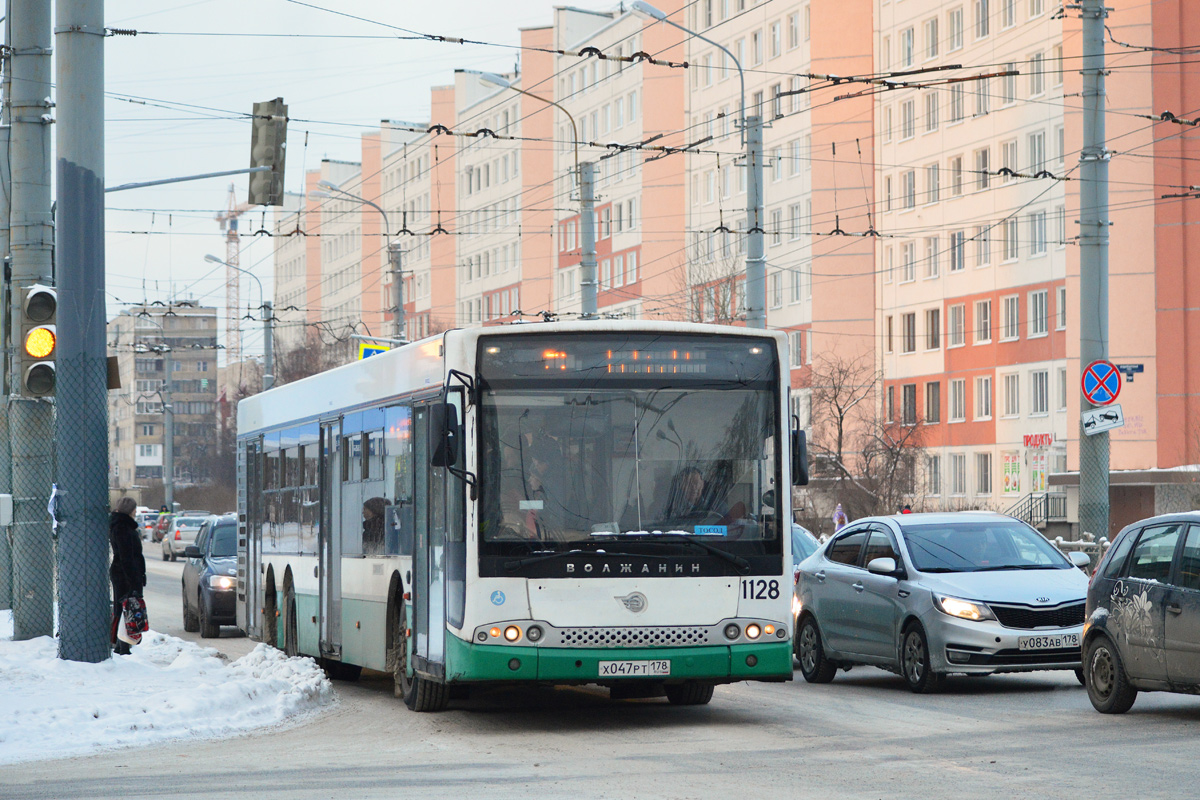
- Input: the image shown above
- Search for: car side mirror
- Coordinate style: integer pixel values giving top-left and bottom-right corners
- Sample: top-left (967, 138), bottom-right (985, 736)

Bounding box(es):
top-left (183, 545), bottom-right (201, 559)
top-left (429, 401), bottom-right (459, 468)
top-left (1068, 550), bottom-right (1091, 569)
top-left (866, 557), bottom-right (900, 577)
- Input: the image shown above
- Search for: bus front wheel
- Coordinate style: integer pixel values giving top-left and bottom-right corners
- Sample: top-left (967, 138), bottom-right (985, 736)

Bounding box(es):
top-left (664, 682), bottom-right (714, 706)
top-left (283, 587), bottom-right (298, 658)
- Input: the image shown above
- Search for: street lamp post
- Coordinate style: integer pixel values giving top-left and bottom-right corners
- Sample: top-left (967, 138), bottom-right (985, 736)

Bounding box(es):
top-left (204, 254), bottom-right (274, 390)
top-left (631, 1), bottom-right (766, 328)
top-left (468, 70), bottom-right (599, 318)
top-left (134, 314), bottom-right (175, 510)
top-left (311, 185), bottom-right (407, 342)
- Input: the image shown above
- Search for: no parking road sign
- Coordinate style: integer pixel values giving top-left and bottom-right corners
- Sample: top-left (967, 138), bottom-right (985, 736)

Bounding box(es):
top-left (1081, 359), bottom-right (1121, 406)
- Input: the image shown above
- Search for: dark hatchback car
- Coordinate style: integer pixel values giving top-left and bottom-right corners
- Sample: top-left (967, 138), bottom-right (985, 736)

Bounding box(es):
top-left (181, 515), bottom-right (239, 638)
top-left (1083, 512), bottom-right (1200, 713)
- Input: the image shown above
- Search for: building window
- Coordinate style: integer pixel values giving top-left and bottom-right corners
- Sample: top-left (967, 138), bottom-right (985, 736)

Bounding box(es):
top-left (975, 299), bottom-right (993, 343)
top-left (901, 241), bottom-right (916, 281)
top-left (1003, 373), bottom-right (1020, 417)
top-left (787, 11), bottom-right (800, 49)
top-left (903, 383), bottom-right (918, 425)
top-left (950, 453), bottom-right (967, 495)
top-left (901, 101), bottom-right (915, 140)
top-left (950, 379), bottom-right (966, 422)
top-left (975, 0), bottom-right (990, 38)
top-left (1002, 0), bottom-right (1016, 28)
top-left (976, 452), bottom-right (993, 495)
top-left (1029, 289), bottom-right (1049, 336)
top-left (1031, 369), bottom-right (1050, 415)
top-left (976, 226), bottom-right (992, 266)
top-left (1057, 286), bottom-right (1067, 329)
top-left (1003, 218), bottom-right (1020, 261)
top-left (1029, 52), bottom-right (1045, 96)
top-left (951, 156), bottom-right (964, 196)
top-left (948, 8), bottom-right (964, 51)
top-left (975, 375), bottom-right (992, 420)
top-left (886, 315), bottom-right (894, 353)
top-left (1001, 295), bottom-right (1020, 340)
top-left (769, 272), bottom-right (783, 308)
top-left (790, 331), bottom-right (804, 367)
top-left (1002, 63), bottom-right (1017, 105)
top-left (1001, 139), bottom-right (1018, 181)
top-left (1028, 130), bottom-right (1046, 174)
top-left (902, 313), bottom-right (917, 353)
top-left (770, 21), bottom-right (782, 58)
top-left (948, 303), bottom-right (966, 346)
top-left (925, 93), bottom-right (939, 133)
top-left (975, 148), bottom-right (990, 190)
top-left (770, 208), bottom-right (783, 245)
top-left (1030, 0), bottom-right (1044, 17)
top-left (1029, 210), bottom-right (1047, 255)
top-left (925, 236), bottom-right (940, 278)
top-left (926, 308), bottom-right (941, 350)
top-left (925, 382), bottom-right (941, 424)
top-left (901, 27), bottom-right (915, 67)
top-left (902, 170), bottom-right (916, 209)
top-left (926, 163), bottom-right (940, 203)
top-left (1057, 366), bottom-right (1068, 410)
top-left (927, 454), bottom-right (942, 495)
top-left (887, 385), bottom-right (895, 421)
top-left (950, 231), bottom-right (966, 271)
top-left (975, 78), bottom-right (991, 116)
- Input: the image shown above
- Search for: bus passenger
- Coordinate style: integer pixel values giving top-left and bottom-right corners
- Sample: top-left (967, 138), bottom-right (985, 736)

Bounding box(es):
top-left (363, 497), bottom-right (386, 554)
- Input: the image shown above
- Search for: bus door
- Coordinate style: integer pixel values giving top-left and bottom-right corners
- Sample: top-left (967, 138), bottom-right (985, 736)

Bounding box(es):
top-left (412, 400), bottom-right (449, 672)
top-left (319, 419), bottom-right (343, 658)
top-left (237, 436), bottom-right (262, 636)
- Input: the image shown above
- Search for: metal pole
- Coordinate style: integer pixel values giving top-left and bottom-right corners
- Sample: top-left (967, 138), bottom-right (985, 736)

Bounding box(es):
top-left (163, 347), bottom-right (174, 510)
top-left (579, 161), bottom-right (598, 318)
top-left (8, 0), bottom-right (54, 640)
top-left (745, 115), bottom-right (767, 329)
top-left (56, 0), bottom-right (110, 661)
top-left (388, 242), bottom-right (405, 342)
top-left (0, 122), bottom-right (12, 610)
top-left (1078, 0), bottom-right (1110, 541)
top-left (262, 301), bottom-right (274, 390)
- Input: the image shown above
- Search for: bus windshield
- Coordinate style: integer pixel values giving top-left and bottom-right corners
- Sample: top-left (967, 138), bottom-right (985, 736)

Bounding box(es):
top-left (477, 334), bottom-right (781, 545)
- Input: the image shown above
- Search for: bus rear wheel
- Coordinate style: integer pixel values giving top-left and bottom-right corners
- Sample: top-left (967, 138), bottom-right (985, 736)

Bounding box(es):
top-left (283, 587), bottom-right (298, 658)
top-left (664, 682), bottom-right (714, 706)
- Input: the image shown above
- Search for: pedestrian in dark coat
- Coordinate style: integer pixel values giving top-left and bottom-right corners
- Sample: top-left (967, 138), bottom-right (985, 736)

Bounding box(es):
top-left (110, 496), bottom-right (146, 655)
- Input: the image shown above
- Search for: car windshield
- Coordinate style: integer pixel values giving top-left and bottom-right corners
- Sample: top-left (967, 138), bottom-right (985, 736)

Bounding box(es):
top-left (210, 525), bottom-right (237, 557)
top-left (791, 526), bottom-right (819, 564)
top-left (902, 520), bottom-right (1072, 572)
top-left (176, 517), bottom-right (206, 528)
top-left (477, 333), bottom-right (781, 544)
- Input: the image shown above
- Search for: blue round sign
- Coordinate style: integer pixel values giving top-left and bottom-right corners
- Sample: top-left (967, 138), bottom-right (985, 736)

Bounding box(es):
top-left (1082, 360), bottom-right (1121, 406)
top-left (490, 590), bottom-right (506, 606)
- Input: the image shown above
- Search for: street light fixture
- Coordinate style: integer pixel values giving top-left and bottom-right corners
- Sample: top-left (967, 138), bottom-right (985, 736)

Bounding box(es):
top-left (204, 254), bottom-right (275, 390)
top-left (463, 68), bottom-right (599, 319)
top-left (133, 313), bottom-right (175, 510)
top-left (309, 185), bottom-right (407, 342)
top-left (631, 1), bottom-right (766, 328)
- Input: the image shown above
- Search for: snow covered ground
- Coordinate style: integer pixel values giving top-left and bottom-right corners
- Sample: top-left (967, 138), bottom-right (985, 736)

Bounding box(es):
top-left (0, 609), bottom-right (335, 766)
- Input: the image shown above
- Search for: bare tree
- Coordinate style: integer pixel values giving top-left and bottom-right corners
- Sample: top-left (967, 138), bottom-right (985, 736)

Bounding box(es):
top-left (802, 351), bottom-right (926, 528)
top-left (671, 239), bottom-right (746, 324)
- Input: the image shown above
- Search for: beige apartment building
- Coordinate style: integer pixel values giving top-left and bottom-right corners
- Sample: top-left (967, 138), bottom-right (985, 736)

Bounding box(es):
top-left (107, 303), bottom-right (220, 500)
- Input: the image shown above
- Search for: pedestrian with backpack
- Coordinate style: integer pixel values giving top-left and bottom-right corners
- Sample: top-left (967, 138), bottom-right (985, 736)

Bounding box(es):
top-left (110, 496), bottom-right (147, 655)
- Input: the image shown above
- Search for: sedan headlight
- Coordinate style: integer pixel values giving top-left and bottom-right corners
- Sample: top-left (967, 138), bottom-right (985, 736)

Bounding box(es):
top-left (208, 575), bottom-right (236, 590)
top-left (932, 593), bottom-right (996, 622)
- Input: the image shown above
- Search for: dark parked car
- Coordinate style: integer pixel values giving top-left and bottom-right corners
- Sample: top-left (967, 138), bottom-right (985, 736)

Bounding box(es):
top-left (153, 512), bottom-right (174, 543)
top-left (1083, 512), bottom-right (1200, 713)
top-left (181, 515), bottom-right (239, 638)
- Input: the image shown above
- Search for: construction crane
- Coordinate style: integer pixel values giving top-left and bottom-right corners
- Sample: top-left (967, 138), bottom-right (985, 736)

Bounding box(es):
top-left (216, 184), bottom-right (251, 368)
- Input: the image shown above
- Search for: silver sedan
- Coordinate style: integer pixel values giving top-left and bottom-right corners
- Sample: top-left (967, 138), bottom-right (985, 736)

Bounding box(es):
top-left (793, 512), bottom-right (1092, 693)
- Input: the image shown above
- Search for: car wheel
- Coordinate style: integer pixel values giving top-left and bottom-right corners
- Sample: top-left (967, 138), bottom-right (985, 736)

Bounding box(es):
top-left (161, 545), bottom-right (169, 562)
top-left (169, 548), bottom-right (177, 563)
top-left (664, 682), bottom-right (715, 705)
top-left (1074, 667), bottom-right (1086, 687)
top-left (283, 587), bottom-right (299, 658)
top-left (1085, 636), bottom-right (1138, 714)
top-left (901, 623), bottom-right (944, 694)
top-left (796, 615), bottom-right (838, 684)
top-left (182, 585), bottom-right (199, 633)
top-left (199, 596), bottom-right (219, 639)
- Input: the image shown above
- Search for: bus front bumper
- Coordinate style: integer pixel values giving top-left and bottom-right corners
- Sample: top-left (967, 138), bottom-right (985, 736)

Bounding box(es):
top-left (445, 635), bottom-right (792, 684)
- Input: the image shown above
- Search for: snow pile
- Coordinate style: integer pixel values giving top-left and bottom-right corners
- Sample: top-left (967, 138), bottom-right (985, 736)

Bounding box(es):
top-left (0, 609), bottom-right (334, 765)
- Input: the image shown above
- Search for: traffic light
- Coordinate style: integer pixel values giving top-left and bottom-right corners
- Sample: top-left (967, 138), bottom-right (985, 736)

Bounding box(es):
top-left (248, 97), bottom-right (288, 206)
top-left (21, 285), bottom-right (57, 397)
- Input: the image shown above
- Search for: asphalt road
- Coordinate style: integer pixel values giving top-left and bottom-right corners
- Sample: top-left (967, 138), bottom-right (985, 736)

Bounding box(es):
top-left (4, 542), bottom-right (1198, 798)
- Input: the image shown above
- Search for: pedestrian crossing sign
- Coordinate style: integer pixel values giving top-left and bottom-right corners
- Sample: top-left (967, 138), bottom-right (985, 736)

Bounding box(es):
top-left (358, 342), bottom-right (390, 360)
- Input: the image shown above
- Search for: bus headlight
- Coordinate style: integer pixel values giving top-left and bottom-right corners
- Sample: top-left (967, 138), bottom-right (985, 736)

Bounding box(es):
top-left (526, 625), bottom-right (544, 642)
top-left (504, 625), bottom-right (521, 642)
top-left (723, 623), bottom-right (741, 640)
top-left (745, 623), bottom-right (762, 640)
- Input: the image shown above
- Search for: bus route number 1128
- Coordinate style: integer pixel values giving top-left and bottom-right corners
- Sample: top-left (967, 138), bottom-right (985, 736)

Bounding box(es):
top-left (741, 579), bottom-right (780, 600)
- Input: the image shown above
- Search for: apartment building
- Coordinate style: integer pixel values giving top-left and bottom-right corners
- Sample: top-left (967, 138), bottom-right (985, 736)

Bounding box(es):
top-left (108, 303), bottom-right (220, 499)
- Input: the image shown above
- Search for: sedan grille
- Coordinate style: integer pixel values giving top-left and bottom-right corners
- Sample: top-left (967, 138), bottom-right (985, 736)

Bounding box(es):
top-left (553, 626), bottom-right (713, 648)
top-left (990, 602), bottom-right (1084, 629)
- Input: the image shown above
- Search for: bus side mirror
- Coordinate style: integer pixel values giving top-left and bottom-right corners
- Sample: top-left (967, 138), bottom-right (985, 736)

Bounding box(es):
top-left (791, 429), bottom-right (809, 486)
top-left (429, 401), bottom-right (459, 468)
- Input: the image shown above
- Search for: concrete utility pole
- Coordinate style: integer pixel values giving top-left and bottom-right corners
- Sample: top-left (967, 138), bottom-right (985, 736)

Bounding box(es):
top-left (262, 301), bottom-right (274, 390)
top-left (56, 0), bottom-right (112, 660)
top-left (387, 242), bottom-right (405, 342)
top-left (579, 162), bottom-right (598, 318)
top-left (9, 0), bottom-right (55, 641)
top-left (744, 115), bottom-right (766, 329)
top-left (1077, 0), bottom-right (1110, 541)
top-left (162, 346), bottom-right (174, 511)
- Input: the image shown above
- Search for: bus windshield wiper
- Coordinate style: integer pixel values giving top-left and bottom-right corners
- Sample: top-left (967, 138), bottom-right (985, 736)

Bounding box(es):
top-left (594, 532), bottom-right (752, 575)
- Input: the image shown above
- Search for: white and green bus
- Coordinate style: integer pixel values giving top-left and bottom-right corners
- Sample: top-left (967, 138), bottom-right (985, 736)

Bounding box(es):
top-left (237, 320), bottom-right (807, 710)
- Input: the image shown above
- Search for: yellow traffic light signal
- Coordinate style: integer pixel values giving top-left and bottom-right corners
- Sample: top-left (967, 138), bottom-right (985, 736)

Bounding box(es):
top-left (21, 286), bottom-right (57, 397)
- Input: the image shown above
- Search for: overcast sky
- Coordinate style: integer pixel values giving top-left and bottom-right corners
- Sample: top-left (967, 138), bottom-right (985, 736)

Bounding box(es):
top-left (102, 0), bottom-right (613, 360)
